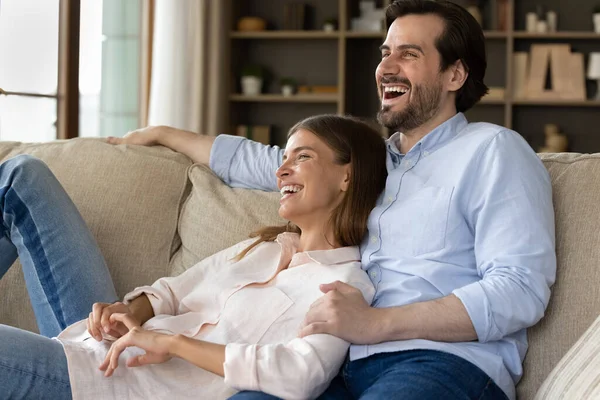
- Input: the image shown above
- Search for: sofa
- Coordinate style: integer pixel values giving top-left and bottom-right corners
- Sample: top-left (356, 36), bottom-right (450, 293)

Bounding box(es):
top-left (0, 138), bottom-right (598, 399)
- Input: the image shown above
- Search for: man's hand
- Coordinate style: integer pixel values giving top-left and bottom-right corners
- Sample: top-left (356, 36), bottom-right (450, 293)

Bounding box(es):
top-left (99, 313), bottom-right (173, 377)
top-left (106, 126), bottom-right (166, 146)
top-left (87, 302), bottom-right (141, 342)
top-left (107, 125), bottom-right (215, 164)
top-left (299, 281), bottom-right (382, 344)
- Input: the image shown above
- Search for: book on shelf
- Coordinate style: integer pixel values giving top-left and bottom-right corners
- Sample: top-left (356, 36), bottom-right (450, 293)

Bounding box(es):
top-left (236, 125), bottom-right (271, 145)
top-left (283, 3), bottom-right (306, 30)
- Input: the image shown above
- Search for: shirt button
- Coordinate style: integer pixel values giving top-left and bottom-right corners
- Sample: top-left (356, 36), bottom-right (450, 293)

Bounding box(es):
top-left (370, 271), bottom-right (377, 278)
top-left (386, 196), bottom-right (393, 203)
top-left (424, 151), bottom-right (430, 156)
top-left (370, 236), bottom-right (377, 243)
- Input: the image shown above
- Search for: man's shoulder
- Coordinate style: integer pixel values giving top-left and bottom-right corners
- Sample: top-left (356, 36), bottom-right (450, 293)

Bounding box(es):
top-left (456, 121), bottom-right (530, 153)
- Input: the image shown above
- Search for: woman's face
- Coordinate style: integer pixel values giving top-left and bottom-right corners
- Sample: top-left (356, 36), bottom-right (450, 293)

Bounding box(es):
top-left (276, 129), bottom-right (350, 227)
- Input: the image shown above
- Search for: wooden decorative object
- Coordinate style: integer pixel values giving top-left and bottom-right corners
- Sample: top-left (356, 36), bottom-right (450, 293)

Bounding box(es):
top-left (525, 44), bottom-right (586, 101)
top-left (568, 53), bottom-right (586, 100)
top-left (526, 45), bottom-right (551, 98)
top-left (237, 17), bottom-right (267, 32)
top-left (539, 124), bottom-right (568, 153)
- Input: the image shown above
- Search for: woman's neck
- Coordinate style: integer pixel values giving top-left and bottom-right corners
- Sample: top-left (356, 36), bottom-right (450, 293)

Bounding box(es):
top-left (297, 224), bottom-right (338, 252)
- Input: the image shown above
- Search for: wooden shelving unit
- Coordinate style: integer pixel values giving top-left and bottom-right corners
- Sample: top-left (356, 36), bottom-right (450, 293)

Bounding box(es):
top-left (227, 0), bottom-right (600, 152)
top-left (230, 93), bottom-right (340, 103)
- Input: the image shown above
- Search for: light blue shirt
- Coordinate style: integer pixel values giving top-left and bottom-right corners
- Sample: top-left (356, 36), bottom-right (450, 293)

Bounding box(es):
top-left (209, 113), bottom-right (556, 400)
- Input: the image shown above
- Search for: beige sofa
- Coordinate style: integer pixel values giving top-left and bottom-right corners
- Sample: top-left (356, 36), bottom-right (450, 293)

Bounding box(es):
top-left (0, 138), bottom-right (598, 399)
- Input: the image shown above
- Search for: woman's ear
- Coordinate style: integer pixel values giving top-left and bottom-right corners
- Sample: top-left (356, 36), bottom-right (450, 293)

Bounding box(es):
top-left (340, 165), bottom-right (351, 192)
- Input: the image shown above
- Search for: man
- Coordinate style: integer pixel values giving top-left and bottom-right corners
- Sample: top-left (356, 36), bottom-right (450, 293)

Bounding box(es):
top-left (110, 1), bottom-right (555, 399)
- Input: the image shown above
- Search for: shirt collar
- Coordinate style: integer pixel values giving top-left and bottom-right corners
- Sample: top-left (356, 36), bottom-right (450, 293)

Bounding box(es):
top-left (386, 112), bottom-right (468, 158)
top-left (275, 232), bottom-right (361, 268)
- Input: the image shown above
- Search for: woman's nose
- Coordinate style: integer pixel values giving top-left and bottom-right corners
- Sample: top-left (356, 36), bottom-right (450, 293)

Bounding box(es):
top-left (276, 163), bottom-right (291, 179)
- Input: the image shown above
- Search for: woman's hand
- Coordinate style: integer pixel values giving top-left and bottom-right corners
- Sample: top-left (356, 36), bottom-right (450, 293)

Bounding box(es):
top-left (99, 313), bottom-right (173, 377)
top-left (87, 302), bottom-right (141, 341)
top-left (106, 126), bottom-right (166, 146)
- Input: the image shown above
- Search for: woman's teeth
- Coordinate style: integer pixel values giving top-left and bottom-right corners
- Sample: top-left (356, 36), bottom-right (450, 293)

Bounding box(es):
top-left (280, 185), bottom-right (303, 196)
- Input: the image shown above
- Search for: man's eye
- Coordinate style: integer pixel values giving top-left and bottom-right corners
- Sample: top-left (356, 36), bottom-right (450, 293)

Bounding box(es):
top-left (405, 52), bottom-right (417, 58)
top-left (298, 154), bottom-right (310, 160)
top-left (381, 53), bottom-right (389, 59)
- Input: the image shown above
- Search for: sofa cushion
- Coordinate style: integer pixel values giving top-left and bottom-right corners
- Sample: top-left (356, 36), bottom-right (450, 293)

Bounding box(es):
top-left (0, 139), bottom-right (191, 332)
top-left (534, 314), bottom-right (600, 399)
top-left (517, 153), bottom-right (600, 399)
top-left (169, 164), bottom-right (284, 276)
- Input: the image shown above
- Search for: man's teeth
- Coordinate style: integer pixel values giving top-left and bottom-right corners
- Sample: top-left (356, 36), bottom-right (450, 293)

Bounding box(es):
top-left (384, 86), bottom-right (409, 93)
top-left (280, 185), bottom-right (303, 195)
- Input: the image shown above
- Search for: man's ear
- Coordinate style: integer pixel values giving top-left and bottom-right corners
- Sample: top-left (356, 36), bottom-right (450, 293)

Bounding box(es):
top-left (447, 59), bottom-right (468, 92)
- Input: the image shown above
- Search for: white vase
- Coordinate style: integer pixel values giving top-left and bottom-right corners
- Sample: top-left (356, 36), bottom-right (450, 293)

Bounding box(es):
top-left (241, 76), bottom-right (262, 95)
top-left (281, 85), bottom-right (294, 96)
top-left (323, 23), bottom-right (335, 32)
top-left (594, 14), bottom-right (600, 34)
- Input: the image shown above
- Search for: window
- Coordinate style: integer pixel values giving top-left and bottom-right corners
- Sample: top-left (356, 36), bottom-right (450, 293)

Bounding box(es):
top-left (0, 0), bottom-right (143, 142)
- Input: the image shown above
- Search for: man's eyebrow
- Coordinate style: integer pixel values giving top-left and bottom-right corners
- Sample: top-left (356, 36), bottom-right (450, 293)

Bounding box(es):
top-left (379, 44), bottom-right (425, 55)
top-left (282, 146), bottom-right (316, 161)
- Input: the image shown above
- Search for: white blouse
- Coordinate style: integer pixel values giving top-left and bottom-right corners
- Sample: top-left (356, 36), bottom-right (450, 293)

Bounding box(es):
top-left (56, 233), bottom-right (375, 400)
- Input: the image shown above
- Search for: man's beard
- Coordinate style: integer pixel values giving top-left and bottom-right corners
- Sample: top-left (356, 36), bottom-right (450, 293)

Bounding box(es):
top-left (377, 78), bottom-right (443, 133)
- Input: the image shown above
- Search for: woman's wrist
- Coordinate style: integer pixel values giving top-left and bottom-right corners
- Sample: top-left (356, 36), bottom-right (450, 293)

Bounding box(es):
top-left (168, 334), bottom-right (185, 358)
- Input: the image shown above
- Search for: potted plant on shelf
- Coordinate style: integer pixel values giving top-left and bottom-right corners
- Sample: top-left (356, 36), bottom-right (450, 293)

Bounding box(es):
top-left (323, 18), bottom-right (337, 32)
top-left (594, 5), bottom-right (600, 34)
top-left (240, 65), bottom-right (265, 96)
top-left (280, 77), bottom-right (297, 96)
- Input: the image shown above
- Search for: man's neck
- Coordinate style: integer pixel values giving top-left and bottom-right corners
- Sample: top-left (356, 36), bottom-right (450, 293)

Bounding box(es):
top-left (398, 106), bottom-right (458, 154)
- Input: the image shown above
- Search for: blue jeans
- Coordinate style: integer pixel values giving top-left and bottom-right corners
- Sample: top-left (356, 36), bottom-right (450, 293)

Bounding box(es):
top-left (0, 155), bottom-right (118, 399)
top-left (229, 349), bottom-right (509, 400)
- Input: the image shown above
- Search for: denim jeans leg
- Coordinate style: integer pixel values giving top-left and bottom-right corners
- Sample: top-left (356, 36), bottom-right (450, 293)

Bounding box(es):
top-left (228, 391), bottom-right (282, 400)
top-left (347, 350), bottom-right (508, 400)
top-left (0, 155), bottom-right (118, 337)
top-left (0, 324), bottom-right (72, 399)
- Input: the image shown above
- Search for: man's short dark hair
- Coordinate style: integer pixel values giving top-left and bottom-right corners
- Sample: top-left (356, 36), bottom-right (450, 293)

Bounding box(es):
top-left (385, 0), bottom-right (489, 112)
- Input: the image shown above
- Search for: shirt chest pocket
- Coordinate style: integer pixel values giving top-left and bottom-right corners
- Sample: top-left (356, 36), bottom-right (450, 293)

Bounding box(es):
top-left (391, 185), bottom-right (454, 256)
top-left (220, 286), bottom-right (294, 344)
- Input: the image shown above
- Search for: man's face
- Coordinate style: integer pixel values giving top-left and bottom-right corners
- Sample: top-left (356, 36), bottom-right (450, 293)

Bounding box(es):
top-left (375, 14), bottom-right (449, 133)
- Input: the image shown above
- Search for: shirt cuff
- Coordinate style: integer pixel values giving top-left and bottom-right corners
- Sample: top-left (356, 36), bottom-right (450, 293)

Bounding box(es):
top-left (452, 282), bottom-right (491, 343)
top-left (122, 287), bottom-right (171, 317)
top-left (223, 343), bottom-right (259, 391)
top-left (209, 134), bottom-right (246, 184)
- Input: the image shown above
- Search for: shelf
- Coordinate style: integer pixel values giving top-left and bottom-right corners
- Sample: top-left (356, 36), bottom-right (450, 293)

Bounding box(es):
top-left (230, 31), bottom-right (340, 39)
top-left (230, 94), bottom-right (339, 103)
top-left (513, 31), bottom-right (600, 39)
top-left (479, 98), bottom-right (506, 105)
top-left (231, 30), bottom-right (507, 40)
top-left (513, 99), bottom-right (600, 107)
top-left (484, 31), bottom-right (509, 38)
top-left (345, 31), bottom-right (385, 38)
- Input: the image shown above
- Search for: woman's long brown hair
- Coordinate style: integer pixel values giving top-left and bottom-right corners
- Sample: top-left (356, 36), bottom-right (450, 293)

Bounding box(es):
top-left (235, 114), bottom-right (387, 260)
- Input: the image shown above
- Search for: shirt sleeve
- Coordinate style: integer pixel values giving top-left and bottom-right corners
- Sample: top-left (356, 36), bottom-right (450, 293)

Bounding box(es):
top-left (223, 274), bottom-right (375, 399)
top-left (123, 240), bottom-right (252, 316)
top-left (453, 129), bottom-right (556, 343)
top-left (209, 134), bottom-right (282, 191)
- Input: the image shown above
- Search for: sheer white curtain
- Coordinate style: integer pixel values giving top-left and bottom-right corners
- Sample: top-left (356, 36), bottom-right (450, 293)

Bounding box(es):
top-left (148, 0), bottom-right (227, 135)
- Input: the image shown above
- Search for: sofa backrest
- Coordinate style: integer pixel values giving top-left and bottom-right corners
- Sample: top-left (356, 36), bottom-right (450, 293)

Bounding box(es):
top-left (0, 138), bottom-right (191, 332)
top-left (517, 153), bottom-right (600, 399)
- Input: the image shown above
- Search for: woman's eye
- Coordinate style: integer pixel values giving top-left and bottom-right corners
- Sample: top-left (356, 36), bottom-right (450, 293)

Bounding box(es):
top-left (298, 154), bottom-right (310, 160)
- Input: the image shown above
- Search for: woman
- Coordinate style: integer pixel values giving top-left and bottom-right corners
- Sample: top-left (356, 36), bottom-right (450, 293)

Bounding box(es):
top-left (0, 114), bottom-right (387, 399)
